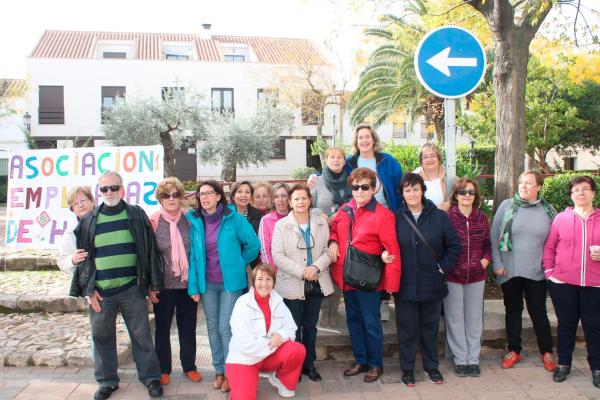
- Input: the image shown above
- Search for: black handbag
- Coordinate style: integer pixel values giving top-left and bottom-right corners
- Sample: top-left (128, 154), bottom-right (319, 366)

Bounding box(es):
top-left (304, 279), bottom-right (323, 297)
top-left (342, 207), bottom-right (384, 291)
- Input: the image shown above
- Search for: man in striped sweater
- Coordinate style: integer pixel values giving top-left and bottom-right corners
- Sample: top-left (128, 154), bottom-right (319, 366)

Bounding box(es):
top-left (74, 171), bottom-right (164, 400)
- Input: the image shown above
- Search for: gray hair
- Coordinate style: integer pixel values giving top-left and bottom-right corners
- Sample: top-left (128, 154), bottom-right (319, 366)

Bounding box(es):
top-left (98, 170), bottom-right (123, 186)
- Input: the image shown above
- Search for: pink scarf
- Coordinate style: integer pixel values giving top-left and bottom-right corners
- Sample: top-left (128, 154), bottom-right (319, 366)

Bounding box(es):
top-left (149, 206), bottom-right (189, 282)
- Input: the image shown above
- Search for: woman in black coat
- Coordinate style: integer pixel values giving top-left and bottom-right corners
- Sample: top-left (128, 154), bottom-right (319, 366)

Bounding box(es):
top-left (393, 173), bottom-right (461, 387)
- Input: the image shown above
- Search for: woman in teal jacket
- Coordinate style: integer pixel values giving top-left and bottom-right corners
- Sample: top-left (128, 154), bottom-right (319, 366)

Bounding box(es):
top-left (187, 180), bottom-right (260, 393)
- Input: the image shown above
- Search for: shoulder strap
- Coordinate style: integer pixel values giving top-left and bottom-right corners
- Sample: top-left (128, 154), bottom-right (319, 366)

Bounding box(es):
top-left (401, 212), bottom-right (438, 260)
top-left (343, 206), bottom-right (354, 243)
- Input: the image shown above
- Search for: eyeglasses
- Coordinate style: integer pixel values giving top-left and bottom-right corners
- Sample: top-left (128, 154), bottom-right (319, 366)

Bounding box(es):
top-left (457, 189), bottom-right (476, 196)
top-left (198, 190), bottom-right (216, 198)
top-left (422, 154), bottom-right (438, 160)
top-left (297, 233), bottom-right (315, 250)
top-left (72, 198), bottom-right (89, 208)
top-left (351, 184), bottom-right (371, 191)
top-left (160, 192), bottom-right (181, 200)
top-left (572, 188), bottom-right (593, 194)
top-left (99, 185), bottom-right (121, 193)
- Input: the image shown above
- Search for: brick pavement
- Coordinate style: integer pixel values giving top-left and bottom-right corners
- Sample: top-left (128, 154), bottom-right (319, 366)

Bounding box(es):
top-left (1, 348), bottom-right (599, 400)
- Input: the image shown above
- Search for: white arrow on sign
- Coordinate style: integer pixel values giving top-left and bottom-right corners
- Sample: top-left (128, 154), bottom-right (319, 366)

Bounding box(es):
top-left (427, 47), bottom-right (477, 77)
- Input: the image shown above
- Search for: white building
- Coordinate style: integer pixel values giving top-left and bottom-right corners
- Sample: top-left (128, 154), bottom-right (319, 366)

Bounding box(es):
top-left (25, 28), bottom-right (338, 180)
top-left (0, 79), bottom-right (28, 175)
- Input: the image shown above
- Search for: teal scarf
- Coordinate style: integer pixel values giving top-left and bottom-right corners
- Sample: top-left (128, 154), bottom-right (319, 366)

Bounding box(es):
top-left (498, 193), bottom-right (557, 252)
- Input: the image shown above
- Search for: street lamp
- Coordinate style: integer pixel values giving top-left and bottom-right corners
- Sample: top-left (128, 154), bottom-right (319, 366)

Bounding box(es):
top-left (23, 112), bottom-right (31, 134)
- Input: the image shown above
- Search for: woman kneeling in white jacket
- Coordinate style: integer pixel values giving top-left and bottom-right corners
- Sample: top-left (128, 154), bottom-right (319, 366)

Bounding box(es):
top-left (226, 264), bottom-right (306, 399)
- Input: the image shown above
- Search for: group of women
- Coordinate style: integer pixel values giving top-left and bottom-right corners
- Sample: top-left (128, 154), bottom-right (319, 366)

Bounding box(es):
top-left (58, 124), bottom-right (600, 399)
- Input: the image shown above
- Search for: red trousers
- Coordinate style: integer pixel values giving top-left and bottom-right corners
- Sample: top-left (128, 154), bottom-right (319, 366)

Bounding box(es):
top-left (226, 341), bottom-right (306, 400)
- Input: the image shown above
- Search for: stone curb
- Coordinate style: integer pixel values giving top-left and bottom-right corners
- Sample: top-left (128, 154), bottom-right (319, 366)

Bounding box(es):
top-left (0, 253), bottom-right (59, 271)
top-left (0, 294), bottom-right (87, 312)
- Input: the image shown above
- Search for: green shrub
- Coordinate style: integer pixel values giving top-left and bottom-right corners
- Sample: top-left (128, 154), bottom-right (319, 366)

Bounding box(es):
top-left (291, 167), bottom-right (318, 180)
top-left (383, 142), bottom-right (420, 173)
top-left (541, 173), bottom-right (600, 211)
top-left (182, 180), bottom-right (198, 192)
top-left (0, 176), bottom-right (7, 203)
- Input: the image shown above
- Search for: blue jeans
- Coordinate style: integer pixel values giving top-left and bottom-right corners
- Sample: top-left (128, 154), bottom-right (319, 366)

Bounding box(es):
top-left (201, 282), bottom-right (244, 374)
top-left (344, 290), bottom-right (383, 368)
top-left (90, 285), bottom-right (160, 387)
top-left (284, 296), bottom-right (323, 369)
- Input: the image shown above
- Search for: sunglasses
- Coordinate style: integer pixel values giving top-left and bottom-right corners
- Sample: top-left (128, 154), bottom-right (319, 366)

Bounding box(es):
top-left (351, 184), bottom-right (371, 191)
top-left (99, 185), bottom-right (121, 193)
top-left (160, 192), bottom-right (181, 200)
top-left (457, 189), bottom-right (476, 196)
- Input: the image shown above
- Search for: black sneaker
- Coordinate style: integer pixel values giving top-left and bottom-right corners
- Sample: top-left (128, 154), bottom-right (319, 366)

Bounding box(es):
top-left (401, 370), bottom-right (415, 387)
top-left (424, 369), bottom-right (444, 384)
top-left (147, 380), bottom-right (163, 398)
top-left (467, 364), bottom-right (481, 377)
top-left (94, 386), bottom-right (118, 400)
top-left (553, 365), bottom-right (571, 383)
top-left (454, 364), bottom-right (468, 377)
top-left (592, 370), bottom-right (600, 388)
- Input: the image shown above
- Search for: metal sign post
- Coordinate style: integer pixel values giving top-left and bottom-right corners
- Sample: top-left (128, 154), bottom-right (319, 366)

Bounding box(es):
top-left (414, 26), bottom-right (486, 192)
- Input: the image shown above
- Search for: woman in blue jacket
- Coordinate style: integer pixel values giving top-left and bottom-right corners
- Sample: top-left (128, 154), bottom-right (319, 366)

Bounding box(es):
top-left (187, 180), bottom-right (261, 393)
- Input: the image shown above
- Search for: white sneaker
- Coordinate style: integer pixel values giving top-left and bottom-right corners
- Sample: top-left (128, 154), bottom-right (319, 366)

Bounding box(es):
top-left (380, 301), bottom-right (390, 322)
top-left (268, 372), bottom-right (296, 398)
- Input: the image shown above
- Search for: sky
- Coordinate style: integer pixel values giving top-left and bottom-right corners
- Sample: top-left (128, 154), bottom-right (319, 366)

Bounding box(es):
top-left (1, 0), bottom-right (598, 83)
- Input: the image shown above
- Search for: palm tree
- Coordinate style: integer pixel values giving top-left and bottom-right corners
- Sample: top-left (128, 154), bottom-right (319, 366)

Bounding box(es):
top-left (349, 1), bottom-right (445, 140)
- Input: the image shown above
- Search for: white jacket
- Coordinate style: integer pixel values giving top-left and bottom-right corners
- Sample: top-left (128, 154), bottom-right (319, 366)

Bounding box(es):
top-left (57, 229), bottom-right (77, 274)
top-left (226, 288), bottom-right (297, 365)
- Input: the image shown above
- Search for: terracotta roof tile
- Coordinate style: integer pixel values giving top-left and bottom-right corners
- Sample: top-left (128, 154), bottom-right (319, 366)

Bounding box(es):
top-left (31, 30), bottom-right (327, 65)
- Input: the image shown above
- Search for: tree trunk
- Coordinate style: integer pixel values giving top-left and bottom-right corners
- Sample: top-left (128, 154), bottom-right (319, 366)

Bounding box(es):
top-left (535, 148), bottom-right (553, 174)
top-left (221, 160), bottom-right (236, 182)
top-left (160, 131), bottom-right (177, 177)
top-left (492, 37), bottom-right (529, 210)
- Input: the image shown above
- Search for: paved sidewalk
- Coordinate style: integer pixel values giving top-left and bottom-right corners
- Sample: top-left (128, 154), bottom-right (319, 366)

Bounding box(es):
top-left (1, 346), bottom-right (599, 400)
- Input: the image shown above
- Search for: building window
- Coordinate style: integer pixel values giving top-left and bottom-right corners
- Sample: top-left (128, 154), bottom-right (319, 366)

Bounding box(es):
top-left (420, 122), bottom-right (432, 139)
top-left (166, 54), bottom-right (189, 61)
top-left (393, 122), bottom-right (407, 138)
top-left (38, 86), bottom-right (64, 124)
top-left (211, 88), bottom-right (234, 113)
top-left (271, 139), bottom-right (286, 159)
top-left (257, 88), bottom-right (279, 106)
top-left (161, 87), bottom-right (185, 101)
top-left (563, 157), bottom-right (575, 171)
top-left (101, 86), bottom-right (126, 123)
top-left (301, 91), bottom-right (323, 125)
top-left (103, 52), bottom-right (126, 59)
top-left (224, 54), bottom-right (245, 62)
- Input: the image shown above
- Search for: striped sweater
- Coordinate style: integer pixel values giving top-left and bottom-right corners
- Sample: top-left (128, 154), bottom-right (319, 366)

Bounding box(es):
top-left (447, 205), bottom-right (492, 284)
top-left (94, 202), bottom-right (138, 295)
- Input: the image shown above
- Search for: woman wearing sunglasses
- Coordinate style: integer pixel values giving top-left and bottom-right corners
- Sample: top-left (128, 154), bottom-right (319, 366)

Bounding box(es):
top-left (148, 177), bottom-right (201, 386)
top-left (328, 168), bottom-right (401, 383)
top-left (271, 183), bottom-right (334, 382)
top-left (444, 178), bottom-right (492, 378)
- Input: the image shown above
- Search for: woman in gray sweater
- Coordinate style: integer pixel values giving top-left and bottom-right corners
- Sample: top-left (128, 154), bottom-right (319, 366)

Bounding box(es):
top-left (491, 170), bottom-right (557, 372)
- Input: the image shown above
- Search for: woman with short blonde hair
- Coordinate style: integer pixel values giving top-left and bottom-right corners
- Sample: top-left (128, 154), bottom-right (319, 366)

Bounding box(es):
top-left (58, 186), bottom-right (95, 274)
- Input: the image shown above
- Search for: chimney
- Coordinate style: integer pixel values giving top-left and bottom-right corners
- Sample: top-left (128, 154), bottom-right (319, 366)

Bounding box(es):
top-left (200, 23), bottom-right (212, 40)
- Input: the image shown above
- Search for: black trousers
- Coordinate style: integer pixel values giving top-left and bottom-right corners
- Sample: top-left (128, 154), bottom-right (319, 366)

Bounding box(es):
top-left (500, 277), bottom-right (553, 354)
top-left (153, 288), bottom-right (198, 374)
top-left (394, 296), bottom-right (443, 371)
top-left (284, 296), bottom-right (323, 369)
top-left (548, 281), bottom-right (600, 371)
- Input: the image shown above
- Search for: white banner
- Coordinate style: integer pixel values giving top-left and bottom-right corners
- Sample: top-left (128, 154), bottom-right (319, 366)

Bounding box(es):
top-left (5, 145), bottom-right (164, 249)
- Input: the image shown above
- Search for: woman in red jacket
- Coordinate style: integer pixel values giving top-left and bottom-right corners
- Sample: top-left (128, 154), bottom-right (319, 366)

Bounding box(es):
top-left (328, 167), bottom-right (401, 383)
top-left (445, 178), bottom-right (492, 378)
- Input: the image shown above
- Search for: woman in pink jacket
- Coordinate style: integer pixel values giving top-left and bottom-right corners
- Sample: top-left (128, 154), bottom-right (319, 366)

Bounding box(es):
top-left (258, 183), bottom-right (291, 268)
top-left (543, 175), bottom-right (600, 388)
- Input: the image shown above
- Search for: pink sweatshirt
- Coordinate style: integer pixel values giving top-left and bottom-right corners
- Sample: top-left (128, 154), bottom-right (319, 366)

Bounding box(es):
top-left (543, 207), bottom-right (600, 287)
top-left (258, 211), bottom-right (287, 268)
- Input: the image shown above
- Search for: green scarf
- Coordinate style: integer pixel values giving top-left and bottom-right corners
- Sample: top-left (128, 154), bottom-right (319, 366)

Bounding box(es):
top-left (498, 193), bottom-right (557, 252)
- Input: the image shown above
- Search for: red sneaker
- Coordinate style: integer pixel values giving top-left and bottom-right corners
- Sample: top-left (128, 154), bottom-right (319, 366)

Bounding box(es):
top-left (160, 373), bottom-right (170, 385)
top-left (541, 352), bottom-right (557, 372)
top-left (501, 351), bottom-right (521, 369)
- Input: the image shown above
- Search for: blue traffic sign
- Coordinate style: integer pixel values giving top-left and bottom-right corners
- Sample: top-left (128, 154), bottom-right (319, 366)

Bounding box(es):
top-left (414, 26), bottom-right (486, 99)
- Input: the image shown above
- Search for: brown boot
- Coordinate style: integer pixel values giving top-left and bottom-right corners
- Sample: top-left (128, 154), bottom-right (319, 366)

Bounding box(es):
top-left (213, 374), bottom-right (225, 390)
top-left (364, 367), bottom-right (383, 383)
top-left (344, 363), bottom-right (369, 377)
